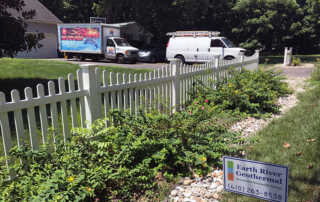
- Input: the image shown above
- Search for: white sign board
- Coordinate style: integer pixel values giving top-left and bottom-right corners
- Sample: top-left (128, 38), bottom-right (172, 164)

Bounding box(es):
top-left (223, 156), bottom-right (289, 202)
top-left (90, 17), bottom-right (106, 24)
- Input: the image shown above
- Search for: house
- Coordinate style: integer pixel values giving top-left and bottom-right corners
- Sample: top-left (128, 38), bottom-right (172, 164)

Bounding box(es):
top-left (10, 0), bottom-right (62, 58)
top-left (106, 22), bottom-right (153, 48)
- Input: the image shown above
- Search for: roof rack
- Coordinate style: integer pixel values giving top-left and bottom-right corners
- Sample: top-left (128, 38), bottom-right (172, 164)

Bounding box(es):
top-left (166, 31), bottom-right (220, 38)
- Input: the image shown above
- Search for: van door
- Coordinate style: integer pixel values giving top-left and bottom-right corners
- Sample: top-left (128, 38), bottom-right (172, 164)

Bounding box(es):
top-left (210, 39), bottom-right (226, 58)
top-left (105, 39), bottom-right (116, 60)
top-left (197, 38), bottom-right (211, 62)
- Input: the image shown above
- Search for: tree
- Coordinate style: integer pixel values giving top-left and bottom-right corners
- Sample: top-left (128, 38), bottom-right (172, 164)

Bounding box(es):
top-left (297, 0), bottom-right (320, 53)
top-left (40, 0), bottom-right (100, 23)
top-left (0, 0), bottom-right (43, 57)
top-left (232, 0), bottom-right (303, 53)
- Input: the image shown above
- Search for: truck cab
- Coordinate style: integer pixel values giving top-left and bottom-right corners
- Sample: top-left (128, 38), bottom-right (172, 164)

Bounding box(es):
top-left (105, 37), bottom-right (139, 63)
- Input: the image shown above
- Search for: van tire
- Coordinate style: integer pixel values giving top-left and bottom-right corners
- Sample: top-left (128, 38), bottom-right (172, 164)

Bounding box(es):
top-left (117, 55), bottom-right (125, 64)
top-left (174, 55), bottom-right (185, 64)
top-left (224, 55), bottom-right (235, 60)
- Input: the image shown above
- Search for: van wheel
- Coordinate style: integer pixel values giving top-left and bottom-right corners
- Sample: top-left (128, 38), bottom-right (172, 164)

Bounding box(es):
top-left (175, 55), bottom-right (185, 64)
top-left (224, 56), bottom-right (235, 60)
top-left (117, 55), bottom-right (125, 64)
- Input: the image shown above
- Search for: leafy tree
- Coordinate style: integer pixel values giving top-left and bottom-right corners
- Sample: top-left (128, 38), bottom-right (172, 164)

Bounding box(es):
top-left (40, 0), bottom-right (100, 23)
top-left (297, 0), bottom-right (320, 53)
top-left (232, 0), bottom-right (303, 53)
top-left (38, 0), bottom-right (320, 53)
top-left (0, 0), bottom-right (43, 57)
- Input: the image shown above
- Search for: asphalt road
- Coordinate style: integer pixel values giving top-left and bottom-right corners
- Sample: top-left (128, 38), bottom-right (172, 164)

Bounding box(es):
top-left (50, 58), bottom-right (167, 69)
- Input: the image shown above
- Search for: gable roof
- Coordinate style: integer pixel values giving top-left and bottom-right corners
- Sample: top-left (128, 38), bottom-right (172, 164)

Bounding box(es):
top-left (106, 21), bottom-right (136, 28)
top-left (8, 0), bottom-right (62, 24)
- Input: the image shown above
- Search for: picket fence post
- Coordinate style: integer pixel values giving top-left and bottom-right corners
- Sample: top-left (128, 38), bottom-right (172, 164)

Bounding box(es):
top-left (283, 47), bottom-right (292, 66)
top-left (80, 64), bottom-right (103, 128)
top-left (255, 49), bottom-right (260, 68)
top-left (213, 55), bottom-right (220, 82)
top-left (171, 59), bottom-right (181, 113)
top-left (240, 52), bottom-right (245, 72)
top-left (213, 55), bottom-right (220, 67)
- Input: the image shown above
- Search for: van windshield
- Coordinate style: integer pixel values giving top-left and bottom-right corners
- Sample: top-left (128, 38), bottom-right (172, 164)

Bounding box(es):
top-left (222, 38), bottom-right (235, 48)
top-left (113, 38), bottom-right (130, 47)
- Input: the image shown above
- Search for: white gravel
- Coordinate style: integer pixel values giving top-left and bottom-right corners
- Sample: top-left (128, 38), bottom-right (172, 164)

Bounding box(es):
top-left (230, 77), bottom-right (306, 138)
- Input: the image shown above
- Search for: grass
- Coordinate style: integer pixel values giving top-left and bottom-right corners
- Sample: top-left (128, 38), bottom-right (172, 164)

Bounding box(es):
top-left (0, 58), bottom-right (151, 80)
top-left (0, 57), bottom-right (153, 157)
top-left (0, 58), bottom-right (152, 100)
top-left (222, 66), bottom-right (320, 202)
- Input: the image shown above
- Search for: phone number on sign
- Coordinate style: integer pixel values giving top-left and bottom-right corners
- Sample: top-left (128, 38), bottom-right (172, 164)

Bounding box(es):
top-left (226, 183), bottom-right (283, 201)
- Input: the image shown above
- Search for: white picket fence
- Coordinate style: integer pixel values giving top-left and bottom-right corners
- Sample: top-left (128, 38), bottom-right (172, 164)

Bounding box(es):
top-left (0, 51), bottom-right (259, 169)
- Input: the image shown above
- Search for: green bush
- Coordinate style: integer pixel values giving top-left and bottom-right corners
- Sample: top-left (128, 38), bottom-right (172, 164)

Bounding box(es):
top-left (0, 109), bottom-right (241, 201)
top-left (190, 68), bottom-right (292, 117)
top-left (292, 57), bottom-right (302, 66)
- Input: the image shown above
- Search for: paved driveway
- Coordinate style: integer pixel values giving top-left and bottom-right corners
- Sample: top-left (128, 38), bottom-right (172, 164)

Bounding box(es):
top-left (275, 63), bottom-right (314, 78)
top-left (50, 58), bottom-right (167, 70)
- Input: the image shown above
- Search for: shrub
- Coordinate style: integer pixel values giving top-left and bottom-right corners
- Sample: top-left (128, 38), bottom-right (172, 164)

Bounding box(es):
top-left (190, 68), bottom-right (292, 116)
top-left (0, 109), bottom-right (241, 201)
top-left (292, 57), bottom-right (301, 66)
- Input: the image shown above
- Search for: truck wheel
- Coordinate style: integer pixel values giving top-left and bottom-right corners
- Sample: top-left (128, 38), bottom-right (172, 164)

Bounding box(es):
top-left (117, 55), bottom-right (125, 64)
top-left (174, 55), bottom-right (185, 64)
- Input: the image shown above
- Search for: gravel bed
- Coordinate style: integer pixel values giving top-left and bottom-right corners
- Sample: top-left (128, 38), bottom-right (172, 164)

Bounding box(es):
top-left (230, 77), bottom-right (304, 139)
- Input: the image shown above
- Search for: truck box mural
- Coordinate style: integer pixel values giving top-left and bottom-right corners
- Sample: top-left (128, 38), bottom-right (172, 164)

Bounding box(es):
top-left (58, 24), bottom-right (102, 53)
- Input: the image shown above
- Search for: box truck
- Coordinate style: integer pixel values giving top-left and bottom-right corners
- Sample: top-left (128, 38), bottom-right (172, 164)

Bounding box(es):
top-left (57, 23), bottom-right (139, 63)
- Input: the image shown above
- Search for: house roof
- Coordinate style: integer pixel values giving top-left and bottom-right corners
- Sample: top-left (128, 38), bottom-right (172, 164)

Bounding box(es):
top-left (8, 0), bottom-right (62, 24)
top-left (106, 21), bottom-right (136, 28)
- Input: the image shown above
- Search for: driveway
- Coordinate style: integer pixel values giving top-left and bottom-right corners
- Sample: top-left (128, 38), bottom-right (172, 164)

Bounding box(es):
top-left (49, 58), bottom-right (167, 70)
top-left (275, 63), bottom-right (314, 78)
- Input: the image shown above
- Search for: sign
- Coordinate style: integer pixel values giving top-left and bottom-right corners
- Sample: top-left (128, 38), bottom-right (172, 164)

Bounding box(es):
top-left (90, 17), bottom-right (106, 24)
top-left (223, 156), bottom-right (289, 202)
top-left (58, 25), bottom-right (101, 53)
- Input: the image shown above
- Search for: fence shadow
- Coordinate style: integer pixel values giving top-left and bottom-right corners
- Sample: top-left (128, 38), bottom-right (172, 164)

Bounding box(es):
top-left (0, 78), bottom-right (73, 101)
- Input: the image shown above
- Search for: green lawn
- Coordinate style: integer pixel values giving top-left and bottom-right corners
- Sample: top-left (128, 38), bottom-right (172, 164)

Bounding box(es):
top-left (0, 58), bottom-right (153, 157)
top-left (0, 58), bottom-right (152, 97)
top-left (222, 67), bottom-right (320, 201)
top-left (0, 58), bottom-right (151, 80)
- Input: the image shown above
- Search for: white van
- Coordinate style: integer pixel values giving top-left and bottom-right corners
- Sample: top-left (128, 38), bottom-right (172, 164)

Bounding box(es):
top-left (166, 31), bottom-right (245, 63)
